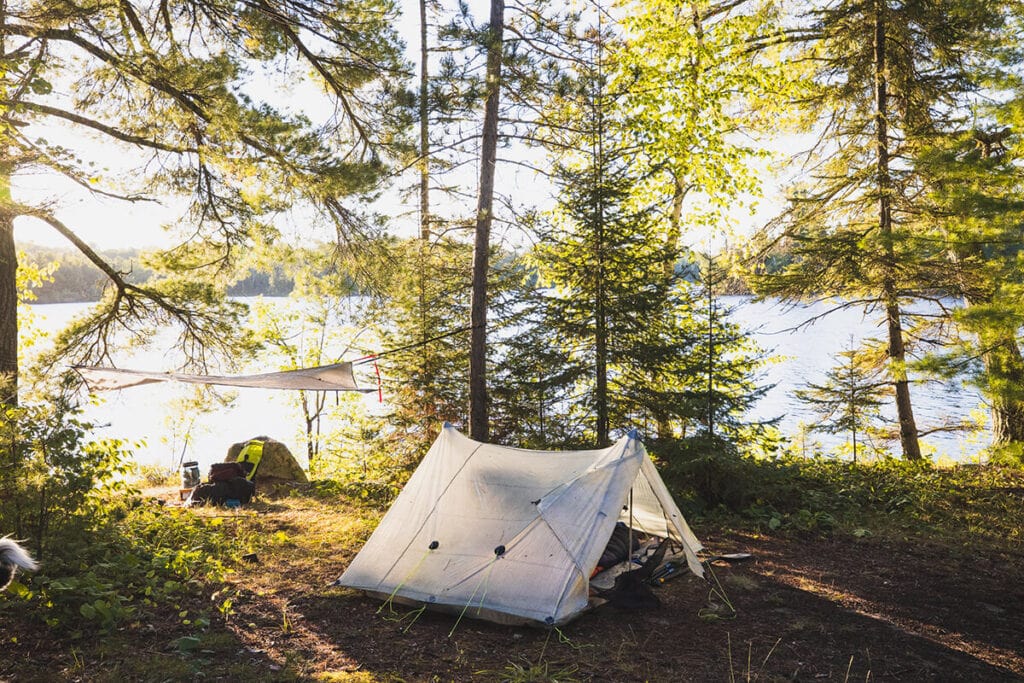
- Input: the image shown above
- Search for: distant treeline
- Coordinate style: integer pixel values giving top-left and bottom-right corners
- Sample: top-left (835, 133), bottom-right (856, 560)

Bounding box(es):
top-left (19, 244), bottom-right (294, 303)
top-left (18, 242), bottom-right (786, 303)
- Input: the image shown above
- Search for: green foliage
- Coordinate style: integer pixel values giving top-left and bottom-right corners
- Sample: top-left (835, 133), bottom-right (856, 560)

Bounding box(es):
top-left (24, 499), bottom-right (242, 636)
top-left (131, 463), bottom-right (179, 488)
top-left (307, 436), bottom-right (413, 508)
top-left (615, 0), bottom-right (791, 234)
top-left (657, 435), bottom-right (801, 514)
top-left (304, 479), bottom-right (386, 507)
top-left (0, 397), bottom-right (132, 545)
top-left (662, 435), bottom-right (1023, 544)
top-left (0, 399), bottom-right (244, 636)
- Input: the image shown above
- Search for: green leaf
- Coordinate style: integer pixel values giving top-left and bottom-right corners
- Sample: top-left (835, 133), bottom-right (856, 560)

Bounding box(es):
top-left (174, 636), bottom-right (202, 652)
top-left (28, 77), bottom-right (52, 95)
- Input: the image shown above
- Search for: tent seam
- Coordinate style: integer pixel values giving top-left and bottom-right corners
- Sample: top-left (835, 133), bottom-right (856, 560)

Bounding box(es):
top-left (377, 434), bottom-right (485, 584)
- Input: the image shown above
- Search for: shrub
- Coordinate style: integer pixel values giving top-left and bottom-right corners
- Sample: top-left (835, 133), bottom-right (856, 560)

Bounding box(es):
top-left (0, 398), bottom-right (245, 635)
top-left (654, 434), bottom-right (803, 513)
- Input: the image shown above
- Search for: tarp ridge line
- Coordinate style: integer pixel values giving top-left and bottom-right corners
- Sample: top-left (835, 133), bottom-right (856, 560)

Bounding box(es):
top-left (351, 325), bottom-right (477, 365)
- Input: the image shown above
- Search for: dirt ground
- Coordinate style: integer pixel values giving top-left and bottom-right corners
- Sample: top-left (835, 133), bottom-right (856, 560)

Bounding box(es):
top-left (2, 501), bottom-right (1022, 682)
top-left (235, 530), bottom-right (1024, 682)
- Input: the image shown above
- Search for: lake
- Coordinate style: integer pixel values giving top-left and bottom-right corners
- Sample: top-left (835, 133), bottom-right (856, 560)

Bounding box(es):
top-left (730, 297), bottom-right (985, 461)
top-left (24, 296), bottom-right (988, 472)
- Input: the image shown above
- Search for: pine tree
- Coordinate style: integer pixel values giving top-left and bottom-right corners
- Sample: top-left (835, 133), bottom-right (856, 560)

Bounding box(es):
top-left (795, 336), bottom-right (891, 463)
top-left (752, 0), bottom-right (1007, 460)
top-left (0, 0), bottom-right (407, 405)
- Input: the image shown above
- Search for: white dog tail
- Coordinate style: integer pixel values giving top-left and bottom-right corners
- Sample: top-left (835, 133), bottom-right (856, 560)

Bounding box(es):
top-left (0, 537), bottom-right (38, 571)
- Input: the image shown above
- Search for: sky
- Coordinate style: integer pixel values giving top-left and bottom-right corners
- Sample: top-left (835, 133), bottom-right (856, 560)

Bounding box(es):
top-left (12, 0), bottom-right (786, 255)
top-left (10, 1), bottom-right (454, 252)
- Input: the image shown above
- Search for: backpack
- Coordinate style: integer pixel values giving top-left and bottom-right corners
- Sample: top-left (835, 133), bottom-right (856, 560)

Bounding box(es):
top-left (209, 462), bottom-right (246, 482)
top-left (187, 477), bottom-right (255, 506)
top-left (235, 440), bottom-right (265, 481)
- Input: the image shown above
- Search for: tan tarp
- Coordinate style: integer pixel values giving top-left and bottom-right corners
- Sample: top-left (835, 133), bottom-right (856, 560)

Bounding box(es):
top-left (226, 437), bottom-right (308, 484)
top-left (76, 362), bottom-right (371, 393)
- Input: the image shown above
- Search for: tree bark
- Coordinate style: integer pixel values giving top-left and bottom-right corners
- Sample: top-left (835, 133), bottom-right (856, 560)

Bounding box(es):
top-left (418, 0), bottom-right (430, 242)
top-left (0, 210), bottom-right (16, 407)
top-left (0, 0), bottom-right (16, 407)
top-left (469, 0), bottom-right (504, 442)
top-left (874, 1), bottom-right (921, 460)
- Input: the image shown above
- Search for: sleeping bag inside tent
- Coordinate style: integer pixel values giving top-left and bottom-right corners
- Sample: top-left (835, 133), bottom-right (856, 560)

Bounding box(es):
top-left (336, 424), bottom-right (704, 626)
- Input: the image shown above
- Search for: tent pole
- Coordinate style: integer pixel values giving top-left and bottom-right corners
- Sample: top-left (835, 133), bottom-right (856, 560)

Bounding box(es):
top-left (627, 488), bottom-right (634, 568)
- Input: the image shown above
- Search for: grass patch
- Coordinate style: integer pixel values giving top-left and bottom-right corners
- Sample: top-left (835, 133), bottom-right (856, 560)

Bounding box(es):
top-left (3, 469), bottom-right (1020, 681)
top-left (659, 441), bottom-right (1023, 549)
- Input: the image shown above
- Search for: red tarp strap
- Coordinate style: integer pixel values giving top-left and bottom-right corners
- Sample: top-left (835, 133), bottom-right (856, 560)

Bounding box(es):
top-left (373, 359), bottom-right (382, 402)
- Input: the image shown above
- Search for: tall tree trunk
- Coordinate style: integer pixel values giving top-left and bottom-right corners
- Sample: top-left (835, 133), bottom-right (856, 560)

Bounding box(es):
top-left (0, 0), bottom-right (16, 408)
top-left (469, 0), bottom-right (504, 442)
top-left (874, 2), bottom-right (921, 460)
top-left (418, 0), bottom-right (430, 242)
top-left (0, 210), bottom-right (15, 408)
top-left (417, 0), bottom-right (431, 387)
top-left (593, 25), bottom-right (609, 448)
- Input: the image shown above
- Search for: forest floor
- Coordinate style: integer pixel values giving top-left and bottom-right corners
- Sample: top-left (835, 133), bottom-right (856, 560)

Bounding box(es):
top-left (2, 483), bottom-right (1023, 682)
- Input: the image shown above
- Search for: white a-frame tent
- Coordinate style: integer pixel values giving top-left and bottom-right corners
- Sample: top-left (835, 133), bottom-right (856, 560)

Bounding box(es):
top-left (337, 424), bottom-right (704, 626)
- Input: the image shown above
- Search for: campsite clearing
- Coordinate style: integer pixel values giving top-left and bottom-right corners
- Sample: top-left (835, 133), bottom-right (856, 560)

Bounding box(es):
top-left (1, 483), bottom-right (1021, 682)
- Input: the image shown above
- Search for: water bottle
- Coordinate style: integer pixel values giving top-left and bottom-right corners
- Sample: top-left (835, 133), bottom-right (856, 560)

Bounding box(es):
top-left (181, 461), bottom-right (200, 489)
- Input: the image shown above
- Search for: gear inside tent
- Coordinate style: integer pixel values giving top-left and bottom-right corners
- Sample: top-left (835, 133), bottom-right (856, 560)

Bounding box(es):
top-left (336, 424), bottom-right (703, 626)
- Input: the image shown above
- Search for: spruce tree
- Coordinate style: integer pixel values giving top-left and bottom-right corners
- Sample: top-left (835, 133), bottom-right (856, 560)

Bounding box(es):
top-left (753, 0), bottom-right (1006, 460)
top-left (795, 336), bottom-right (891, 463)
